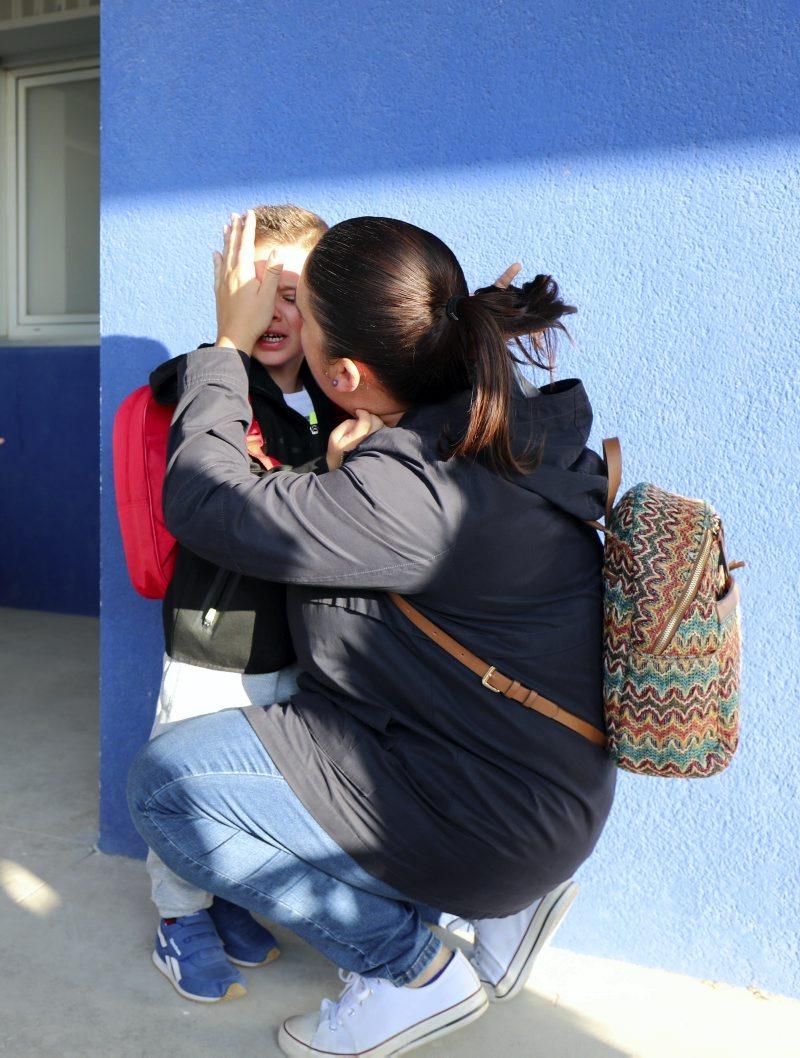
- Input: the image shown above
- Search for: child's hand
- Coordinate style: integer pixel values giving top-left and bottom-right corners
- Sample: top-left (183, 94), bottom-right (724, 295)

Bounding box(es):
top-left (213, 210), bottom-right (281, 353)
top-left (491, 262), bottom-right (522, 289)
top-left (327, 410), bottom-right (385, 470)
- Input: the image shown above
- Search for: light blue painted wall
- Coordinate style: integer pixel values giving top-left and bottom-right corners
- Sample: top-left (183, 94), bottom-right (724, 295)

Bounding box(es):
top-left (100, 0), bottom-right (800, 996)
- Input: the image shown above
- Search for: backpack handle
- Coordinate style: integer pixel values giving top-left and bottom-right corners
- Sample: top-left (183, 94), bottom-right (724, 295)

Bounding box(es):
top-left (602, 437), bottom-right (622, 519)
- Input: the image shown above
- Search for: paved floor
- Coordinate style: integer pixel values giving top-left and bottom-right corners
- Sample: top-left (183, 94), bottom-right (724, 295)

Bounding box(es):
top-left (1, 607), bottom-right (799, 1058)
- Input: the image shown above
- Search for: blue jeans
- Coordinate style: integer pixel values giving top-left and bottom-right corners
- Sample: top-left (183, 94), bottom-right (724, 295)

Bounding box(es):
top-left (147, 656), bottom-right (304, 917)
top-left (127, 707), bottom-right (442, 985)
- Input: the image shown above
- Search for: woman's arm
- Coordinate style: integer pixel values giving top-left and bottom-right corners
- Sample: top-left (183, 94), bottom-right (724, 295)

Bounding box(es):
top-left (163, 346), bottom-right (454, 590)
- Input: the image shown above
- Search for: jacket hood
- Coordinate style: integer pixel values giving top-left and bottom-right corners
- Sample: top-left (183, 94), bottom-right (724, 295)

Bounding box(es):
top-left (402, 376), bottom-right (608, 523)
top-left (149, 352), bottom-right (184, 405)
top-left (511, 378), bottom-right (608, 522)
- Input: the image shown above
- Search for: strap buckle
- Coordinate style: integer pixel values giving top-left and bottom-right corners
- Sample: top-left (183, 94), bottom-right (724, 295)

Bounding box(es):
top-left (481, 666), bottom-right (502, 693)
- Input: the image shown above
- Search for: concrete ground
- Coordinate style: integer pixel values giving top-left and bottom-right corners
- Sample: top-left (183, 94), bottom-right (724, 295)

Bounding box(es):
top-left (1, 607), bottom-right (799, 1058)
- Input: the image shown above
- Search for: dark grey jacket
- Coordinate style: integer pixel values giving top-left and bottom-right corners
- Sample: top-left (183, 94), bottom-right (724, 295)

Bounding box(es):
top-left (164, 346), bottom-right (616, 918)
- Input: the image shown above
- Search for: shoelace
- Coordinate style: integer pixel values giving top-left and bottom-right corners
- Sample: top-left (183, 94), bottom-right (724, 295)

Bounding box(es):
top-left (464, 922), bottom-right (487, 978)
top-left (320, 969), bottom-right (379, 1031)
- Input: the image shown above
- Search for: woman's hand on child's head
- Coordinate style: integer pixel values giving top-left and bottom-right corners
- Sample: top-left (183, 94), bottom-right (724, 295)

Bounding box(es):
top-left (213, 210), bottom-right (282, 354)
top-left (326, 410), bottom-right (386, 471)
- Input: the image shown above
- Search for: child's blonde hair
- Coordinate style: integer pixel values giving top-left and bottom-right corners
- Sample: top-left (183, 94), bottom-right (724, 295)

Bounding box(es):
top-left (252, 204), bottom-right (328, 248)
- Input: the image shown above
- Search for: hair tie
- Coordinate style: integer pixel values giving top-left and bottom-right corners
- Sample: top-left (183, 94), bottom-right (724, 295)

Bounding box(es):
top-left (445, 295), bottom-right (465, 321)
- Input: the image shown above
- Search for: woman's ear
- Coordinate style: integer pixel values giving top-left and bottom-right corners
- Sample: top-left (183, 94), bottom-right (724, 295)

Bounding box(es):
top-left (331, 357), bottom-right (366, 394)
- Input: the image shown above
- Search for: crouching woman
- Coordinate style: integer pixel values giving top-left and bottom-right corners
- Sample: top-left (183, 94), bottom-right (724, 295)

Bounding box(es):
top-left (127, 211), bottom-right (616, 1057)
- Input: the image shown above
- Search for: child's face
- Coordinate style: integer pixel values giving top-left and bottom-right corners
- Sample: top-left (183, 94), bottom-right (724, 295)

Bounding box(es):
top-left (251, 239), bottom-right (311, 371)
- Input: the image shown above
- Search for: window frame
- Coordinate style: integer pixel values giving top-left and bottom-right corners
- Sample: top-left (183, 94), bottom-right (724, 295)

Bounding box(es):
top-left (2, 58), bottom-right (99, 344)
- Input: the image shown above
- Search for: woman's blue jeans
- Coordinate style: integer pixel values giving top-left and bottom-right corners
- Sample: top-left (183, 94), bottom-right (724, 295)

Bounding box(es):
top-left (126, 707), bottom-right (442, 986)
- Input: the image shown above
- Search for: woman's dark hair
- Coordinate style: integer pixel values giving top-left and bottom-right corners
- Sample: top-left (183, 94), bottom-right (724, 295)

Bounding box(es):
top-left (305, 217), bottom-right (575, 474)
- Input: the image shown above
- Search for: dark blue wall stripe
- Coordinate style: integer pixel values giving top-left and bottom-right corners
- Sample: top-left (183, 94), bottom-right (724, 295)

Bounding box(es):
top-left (0, 346), bottom-right (99, 616)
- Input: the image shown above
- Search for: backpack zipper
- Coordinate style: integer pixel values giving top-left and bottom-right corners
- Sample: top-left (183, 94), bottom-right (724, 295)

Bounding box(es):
top-left (651, 526), bottom-right (716, 654)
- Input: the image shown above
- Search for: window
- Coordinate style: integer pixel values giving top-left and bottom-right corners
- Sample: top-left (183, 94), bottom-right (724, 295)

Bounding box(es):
top-left (2, 60), bottom-right (99, 341)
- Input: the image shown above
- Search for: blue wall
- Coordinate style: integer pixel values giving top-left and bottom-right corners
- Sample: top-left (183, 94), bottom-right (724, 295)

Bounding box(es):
top-left (100, 0), bottom-right (800, 996)
top-left (0, 345), bottom-right (99, 616)
top-left (99, 335), bottom-right (171, 855)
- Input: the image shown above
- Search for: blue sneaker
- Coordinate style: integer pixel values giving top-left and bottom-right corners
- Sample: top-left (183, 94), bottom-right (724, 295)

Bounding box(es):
top-left (209, 897), bottom-right (281, 967)
top-left (153, 910), bottom-right (247, 1002)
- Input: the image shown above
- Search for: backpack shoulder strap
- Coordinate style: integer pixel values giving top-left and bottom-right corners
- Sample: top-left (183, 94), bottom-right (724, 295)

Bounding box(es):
top-left (602, 437), bottom-right (622, 519)
top-left (586, 436), bottom-right (623, 534)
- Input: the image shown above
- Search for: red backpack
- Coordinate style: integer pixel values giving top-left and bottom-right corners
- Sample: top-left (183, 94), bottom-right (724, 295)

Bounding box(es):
top-left (112, 385), bottom-right (279, 599)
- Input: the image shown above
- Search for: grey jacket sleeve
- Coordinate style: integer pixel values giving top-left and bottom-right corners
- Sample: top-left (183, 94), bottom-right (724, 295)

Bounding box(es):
top-left (163, 347), bottom-right (454, 590)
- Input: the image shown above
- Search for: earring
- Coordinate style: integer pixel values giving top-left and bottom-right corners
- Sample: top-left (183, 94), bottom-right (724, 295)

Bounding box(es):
top-left (331, 378), bottom-right (339, 387)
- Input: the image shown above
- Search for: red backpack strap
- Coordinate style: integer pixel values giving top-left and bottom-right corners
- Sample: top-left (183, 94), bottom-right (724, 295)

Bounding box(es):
top-left (245, 414), bottom-right (282, 471)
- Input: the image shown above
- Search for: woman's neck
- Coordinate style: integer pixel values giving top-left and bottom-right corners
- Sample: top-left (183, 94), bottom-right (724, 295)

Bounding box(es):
top-left (380, 410), bottom-right (406, 427)
top-left (350, 386), bottom-right (410, 427)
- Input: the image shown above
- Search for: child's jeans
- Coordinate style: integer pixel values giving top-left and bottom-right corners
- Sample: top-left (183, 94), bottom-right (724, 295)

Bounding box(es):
top-left (145, 654), bottom-right (301, 918)
top-left (128, 707), bottom-right (443, 984)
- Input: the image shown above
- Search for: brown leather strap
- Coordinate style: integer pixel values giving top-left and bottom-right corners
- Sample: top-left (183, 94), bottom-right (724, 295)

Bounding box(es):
top-left (602, 437), bottom-right (622, 519)
top-left (388, 593), bottom-right (608, 749)
top-left (585, 437), bottom-right (622, 534)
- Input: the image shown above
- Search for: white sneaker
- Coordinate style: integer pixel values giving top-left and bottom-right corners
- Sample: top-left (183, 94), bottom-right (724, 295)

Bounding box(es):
top-left (471, 879), bottom-right (579, 1002)
top-left (434, 912), bottom-right (472, 940)
top-left (278, 948), bottom-right (488, 1057)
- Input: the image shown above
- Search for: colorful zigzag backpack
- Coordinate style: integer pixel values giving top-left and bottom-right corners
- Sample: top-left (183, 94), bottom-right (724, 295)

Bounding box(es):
top-left (597, 439), bottom-right (743, 777)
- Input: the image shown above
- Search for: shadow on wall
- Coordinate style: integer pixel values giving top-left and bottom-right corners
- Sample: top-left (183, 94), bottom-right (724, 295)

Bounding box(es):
top-left (103, 1), bottom-right (800, 198)
top-left (99, 335), bottom-right (173, 858)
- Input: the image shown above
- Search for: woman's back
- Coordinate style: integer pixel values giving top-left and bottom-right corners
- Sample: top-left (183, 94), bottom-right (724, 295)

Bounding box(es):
top-left (236, 374), bottom-right (616, 918)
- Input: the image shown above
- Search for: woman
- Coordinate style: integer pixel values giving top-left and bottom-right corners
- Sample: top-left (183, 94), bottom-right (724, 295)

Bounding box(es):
top-left (128, 211), bottom-right (616, 1057)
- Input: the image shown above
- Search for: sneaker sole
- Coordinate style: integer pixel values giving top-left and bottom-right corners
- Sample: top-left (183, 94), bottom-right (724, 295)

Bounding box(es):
top-left (277, 984), bottom-right (489, 1058)
top-left (228, 945), bottom-right (281, 968)
top-left (152, 948), bottom-right (247, 1003)
top-left (483, 879), bottom-right (579, 1003)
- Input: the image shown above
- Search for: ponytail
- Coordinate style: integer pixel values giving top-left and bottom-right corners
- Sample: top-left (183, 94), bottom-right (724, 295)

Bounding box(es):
top-left (305, 217), bottom-right (575, 477)
top-left (448, 275), bottom-right (576, 474)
